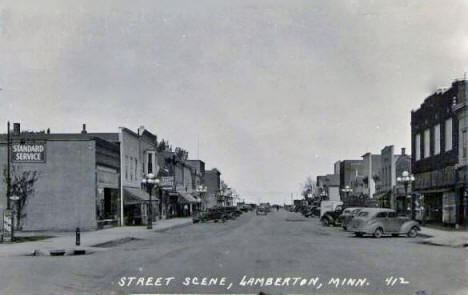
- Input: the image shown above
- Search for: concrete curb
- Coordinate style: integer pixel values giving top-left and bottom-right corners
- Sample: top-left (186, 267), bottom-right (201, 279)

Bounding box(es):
top-left (1, 219), bottom-right (193, 257)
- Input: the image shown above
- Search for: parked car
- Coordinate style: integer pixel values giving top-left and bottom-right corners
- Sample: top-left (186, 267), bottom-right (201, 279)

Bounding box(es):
top-left (256, 206), bottom-right (268, 216)
top-left (339, 207), bottom-right (363, 230)
top-left (320, 201), bottom-right (343, 226)
top-left (348, 208), bottom-right (421, 238)
top-left (199, 207), bottom-right (228, 223)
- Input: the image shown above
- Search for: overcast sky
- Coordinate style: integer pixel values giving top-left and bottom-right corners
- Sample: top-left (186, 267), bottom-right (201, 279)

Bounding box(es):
top-left (1, 0), bottom-right (467, 204)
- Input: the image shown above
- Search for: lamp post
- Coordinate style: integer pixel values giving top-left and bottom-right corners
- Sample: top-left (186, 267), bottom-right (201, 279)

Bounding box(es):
top-left (320, 190), bottom-right (328, 201)
top-left (196, 185), bottom-right (207, 211)
top-left (341, 185), bottom-right (352, 201)
top-left (397, 170), bottom-right (415, 219)
top-left (141, 173), bottom-right (159, 229)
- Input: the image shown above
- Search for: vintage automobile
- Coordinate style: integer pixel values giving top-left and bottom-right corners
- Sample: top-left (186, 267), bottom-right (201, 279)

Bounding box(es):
top-left (199, 207), bottom-right (228, 223)
top-left (348, 208), bottom-right (421, 238)
top-left (320, 201), bottom-right (343, 226)
top-left (256, 206), bottom-right (268, 216)
top-left (339, 207), bottom-right (363, 231)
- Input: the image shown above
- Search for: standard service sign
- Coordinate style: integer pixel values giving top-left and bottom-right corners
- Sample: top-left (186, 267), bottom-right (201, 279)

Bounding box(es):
top-left (12, 142), bottom-right (46, 163)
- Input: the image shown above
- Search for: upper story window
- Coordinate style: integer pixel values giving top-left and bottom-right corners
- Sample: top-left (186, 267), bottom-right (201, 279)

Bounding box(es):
top-left (434, 124), bottom-right (440, 155)
top-left (125, 155), bottom-right (129, 180)
top-left (145, 151), bottom-right (157, 175)
top-left (445, 118), bottom-right (453, 151)
top-left (415, 134), bottom-right (421, 161)
top-left (424, 128), bottom-right (430, 158)
top-left (463, 130), bottom-right (467, 159)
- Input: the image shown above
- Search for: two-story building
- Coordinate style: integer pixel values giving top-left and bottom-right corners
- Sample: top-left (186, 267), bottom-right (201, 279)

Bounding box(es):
top-left (411, 80), bottom-right (466, 225)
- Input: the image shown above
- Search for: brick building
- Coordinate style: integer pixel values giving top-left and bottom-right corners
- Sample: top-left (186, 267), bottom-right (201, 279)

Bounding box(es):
top-left (411, 80), bottom-right (466, 225)
top-left (0, 124), bottom-right (120, 231)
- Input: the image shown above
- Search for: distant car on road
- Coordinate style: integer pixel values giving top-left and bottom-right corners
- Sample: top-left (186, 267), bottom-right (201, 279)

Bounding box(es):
top-left (256, 206), bottom-right (268, 216)
top-left (348, 208), bottom-right (420, 238)
top-left (339, 207), bottom-right (363, 230)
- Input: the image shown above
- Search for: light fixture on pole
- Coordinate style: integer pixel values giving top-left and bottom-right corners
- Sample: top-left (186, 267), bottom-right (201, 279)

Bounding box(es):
top-left (341, 185), bottom-right (352, 200)
top-left (397, 170), bottom-right (415, 219)
top-left (320, 190), bottom-right (328, 200)
top-left (196, 184), bottom-right (207, 210)
top-left (141, 173), bottom-right (159, 229)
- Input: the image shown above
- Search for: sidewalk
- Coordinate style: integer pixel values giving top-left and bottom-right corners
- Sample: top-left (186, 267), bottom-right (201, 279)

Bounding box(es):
top-left (419, 226), bottom-right (468, 247)
top-left (0, 217), bottom-right (192, 257)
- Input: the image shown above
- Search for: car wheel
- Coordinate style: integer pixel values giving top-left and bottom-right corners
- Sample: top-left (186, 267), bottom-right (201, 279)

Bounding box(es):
top-left (373, 227), bottom-right (384, 238)
top-left (321, 218), bottom-right (330, 227)
top-left (343, 226), bottom-right (347, 231)
top-left (407, 226), bottom-right (418, 238)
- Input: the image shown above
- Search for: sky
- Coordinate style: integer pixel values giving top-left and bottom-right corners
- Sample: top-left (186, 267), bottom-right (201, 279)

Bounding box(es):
top-left (1, 0), bottom-right (468, 204)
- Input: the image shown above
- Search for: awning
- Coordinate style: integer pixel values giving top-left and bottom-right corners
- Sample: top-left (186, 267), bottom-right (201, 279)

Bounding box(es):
top-left (169, 191), bottom-right (198, 203)
top-left (414, 188), bottom-right (453, 194)
top-left (373, 190), bottom-right (391, 199)
top-left (124, 187), bottom-right (158, 205)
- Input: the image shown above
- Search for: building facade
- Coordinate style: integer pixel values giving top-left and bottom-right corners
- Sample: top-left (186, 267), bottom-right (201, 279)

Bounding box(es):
top-left (411, 80), bottom-right (466, 225)
top-left (374, 146), bottom-right (411, 213)
top-left (0, 124), bottom-right (120, 231)
top-left (204, 168), bottom-right (221, 208)
top-left (316, 174), bottom-right (340, 201)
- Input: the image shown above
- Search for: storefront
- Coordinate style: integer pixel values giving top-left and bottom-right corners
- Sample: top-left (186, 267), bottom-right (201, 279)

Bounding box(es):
top-left (414, 167), bottom-right (459, 225)
top-left (374, 191), bottom-right (391, 209)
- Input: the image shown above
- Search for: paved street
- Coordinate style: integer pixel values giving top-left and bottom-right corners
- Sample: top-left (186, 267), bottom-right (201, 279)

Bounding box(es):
top-left (0, 210), bottom-right (467, 295)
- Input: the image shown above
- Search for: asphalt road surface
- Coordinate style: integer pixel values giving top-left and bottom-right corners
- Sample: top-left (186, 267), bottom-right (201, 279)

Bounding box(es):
top-left (0, 210), bottom-right (467, 295)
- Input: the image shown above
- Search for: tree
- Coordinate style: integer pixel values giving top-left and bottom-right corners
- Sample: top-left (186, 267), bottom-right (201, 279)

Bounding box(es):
top-left (3, 165), bottom-right (39, 230)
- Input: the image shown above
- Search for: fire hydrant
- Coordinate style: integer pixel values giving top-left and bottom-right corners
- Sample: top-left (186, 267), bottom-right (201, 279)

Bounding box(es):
top-left (76, 227), bottom-right (80, 246)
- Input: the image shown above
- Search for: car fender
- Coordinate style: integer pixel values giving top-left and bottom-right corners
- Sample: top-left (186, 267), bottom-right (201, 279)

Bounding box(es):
top-left (401, 221), bottom-right (420, 233)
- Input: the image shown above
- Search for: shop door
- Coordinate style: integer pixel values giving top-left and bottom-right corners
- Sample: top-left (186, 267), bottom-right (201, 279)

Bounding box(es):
top-left (104, 188), bottom-right (112, 218)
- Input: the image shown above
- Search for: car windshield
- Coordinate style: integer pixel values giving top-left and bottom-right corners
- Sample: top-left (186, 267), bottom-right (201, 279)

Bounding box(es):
top-left (357, 211), bottom-right (369, 217)
top-left (352, 209), bottom-right (361, 214)
top-left (344, 209), bottom-right (351, 214)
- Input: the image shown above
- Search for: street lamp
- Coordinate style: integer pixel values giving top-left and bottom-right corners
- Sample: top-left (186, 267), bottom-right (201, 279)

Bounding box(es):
top-left (341, 185), bottom-right (352, 201)
top-left (141, 173), bottom-right (160, 229)
top-left (196, 185), bottom-right (207, 211)
top-left (397, 170), bottom-right (415, 220)
top-left (320, 190), bottom-right (328, 201)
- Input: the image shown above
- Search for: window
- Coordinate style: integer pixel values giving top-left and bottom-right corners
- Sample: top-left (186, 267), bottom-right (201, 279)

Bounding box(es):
top-left (148, 153), bottom-right (153, 174)
top-left (463, 130), bottom-right (467, 158)
top-left (424, 128), bottom-right (430, 158)
top-left (145, 151), bottom-right (156, 175)
top-left (445, 118), bottom-right (453, 151)
top-left (358, 211), bottom-right (369, 217)
top-left (130, 157), bottom-right (133, 181)
top-left (388, 212), bottom-right (396, 218)
top-left (125, 155), bottom-right (129, 180)
top-left (434, 124), bottom-right (440, 155)
top-left (135, 159), bottom-right (138, 180)
top-left (415, 134), bottom-right (421, 161)
top-left (376, 212), bottom-right (387, 218)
